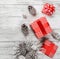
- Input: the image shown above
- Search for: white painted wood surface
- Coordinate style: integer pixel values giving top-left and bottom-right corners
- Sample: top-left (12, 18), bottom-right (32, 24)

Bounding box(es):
top-left (0, 0), bottom-right (60, 59)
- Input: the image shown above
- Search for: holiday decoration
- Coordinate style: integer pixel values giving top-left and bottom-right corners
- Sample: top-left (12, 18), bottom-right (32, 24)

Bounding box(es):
top-left (28, 5), bottom-right (37, 16)
top-left (30, 17), bottom-right (52, 39)
top-left (25, 50), bottom-right (36, 59)
top-left (14, 42), bottom-right (32, 59)
top-left (51, 31), bottom-right (60, 40)
top-left (40, 39), bottom-right (58, 58)
top-left (42, 3), bottom-right (55, 16)
top-left (21, 24), bottom-right (29, 36)
top-left (18, 2), bottom-right (59, 59)
top-left (23, 14), bottom-right (27, 19)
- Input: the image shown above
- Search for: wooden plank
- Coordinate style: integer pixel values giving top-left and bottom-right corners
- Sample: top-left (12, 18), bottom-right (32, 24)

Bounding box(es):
top-left (0, 0), bottom-right (60, 59)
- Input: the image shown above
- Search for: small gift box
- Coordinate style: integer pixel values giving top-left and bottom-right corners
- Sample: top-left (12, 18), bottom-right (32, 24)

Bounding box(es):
top-left (42, 3), bottom-right (55, 16)
top-left (40, 39), bottom-right (58, 58)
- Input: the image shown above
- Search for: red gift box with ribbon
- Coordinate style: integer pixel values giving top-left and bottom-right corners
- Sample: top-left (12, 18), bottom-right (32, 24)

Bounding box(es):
top-left (30, 17), bottom-right (52, 39)
top-left (40, 39), bottom-right (58, 58)
top-left (42, 3), bottom-right (55, 16)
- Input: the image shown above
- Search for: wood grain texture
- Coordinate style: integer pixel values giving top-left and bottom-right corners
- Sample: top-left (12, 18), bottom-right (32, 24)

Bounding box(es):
top-left (0, 0), bottom-right (60, 59)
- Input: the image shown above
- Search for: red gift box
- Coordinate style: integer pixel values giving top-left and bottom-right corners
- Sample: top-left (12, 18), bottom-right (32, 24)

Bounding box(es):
top-left (30, 17), bottom-right (52, 39)
top-left (42, 3), bottom-right (55, 16)
top-left (40, 39), bottom-right (58, 58)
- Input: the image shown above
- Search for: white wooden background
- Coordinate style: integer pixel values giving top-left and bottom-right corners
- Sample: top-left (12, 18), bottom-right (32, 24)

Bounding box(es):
top-left (0, 0), bottom-right (60, 59)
